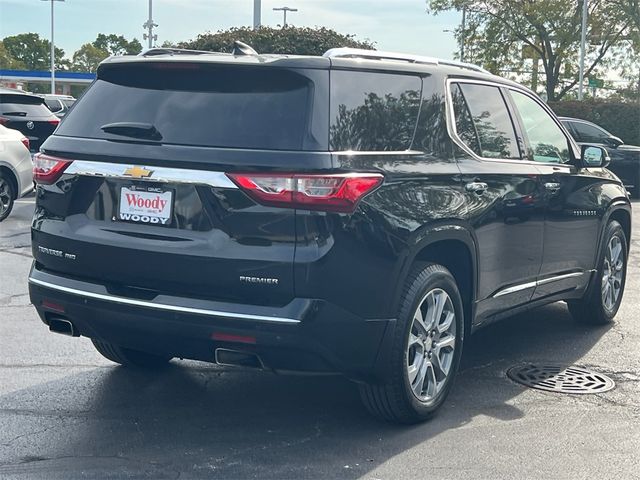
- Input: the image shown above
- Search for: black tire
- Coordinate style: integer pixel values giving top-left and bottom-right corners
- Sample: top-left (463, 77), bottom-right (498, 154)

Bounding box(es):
top-left (359, 263), bottom-right (465, 424)
top-left (92, 339), bottom-right (172, 368)
top-left (568, 220), bottom-right (627, 325)
top-left (0, 171), bottom-right (16, 222)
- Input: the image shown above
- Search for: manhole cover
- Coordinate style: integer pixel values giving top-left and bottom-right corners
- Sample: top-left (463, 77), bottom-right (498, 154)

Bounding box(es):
top-left (507, 364), bottom-right (615, 394)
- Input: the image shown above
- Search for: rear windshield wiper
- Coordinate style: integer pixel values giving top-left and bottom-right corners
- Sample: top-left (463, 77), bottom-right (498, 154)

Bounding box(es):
top-left (100, 122), bottom-right (162, 141)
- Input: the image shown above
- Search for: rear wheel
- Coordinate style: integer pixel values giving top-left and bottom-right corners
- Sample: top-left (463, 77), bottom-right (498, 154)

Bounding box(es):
top-left (568, 220), bottom-right (627, 325)
top-left (359, 263), bottom-right (464, 424)
top-left (92, 339), bottom-right (172, 368)
top-left (0, 172), bottom-right (16, 222)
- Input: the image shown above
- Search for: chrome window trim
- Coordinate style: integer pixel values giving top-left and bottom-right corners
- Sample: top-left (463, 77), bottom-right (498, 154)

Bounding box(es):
top-left (64, 160), bottom-right (238, 189)
top-left (444, 77), bottom-right (581, 166)
top-left (29, 277), bottom-right (301, 324)
top-left (492, 271), bottom-right (587, 298)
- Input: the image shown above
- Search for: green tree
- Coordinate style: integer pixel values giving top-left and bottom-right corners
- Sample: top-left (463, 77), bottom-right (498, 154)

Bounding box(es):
top-left (0, 41), bottom-right (25, 69)
top-left (2, 33), bottom-right (67, 71)
top-left (71, 43), bottom-right (109, 72)
top-left (179, 26), bottom-right (375, 56)
top-left (427, 0), bottom-right (636, 101)
top-left (92, 33), bottom-right (143, 56)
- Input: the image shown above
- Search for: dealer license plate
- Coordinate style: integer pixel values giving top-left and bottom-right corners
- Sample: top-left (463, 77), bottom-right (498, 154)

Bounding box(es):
top-left (118, 186), bottom-right (173, 226)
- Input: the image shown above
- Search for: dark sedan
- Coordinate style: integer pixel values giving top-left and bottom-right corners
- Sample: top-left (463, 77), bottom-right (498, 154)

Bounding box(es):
top-left (560, 116), bottom-right (640, 198)
top-left (0, 88), bottom-right (60, 153)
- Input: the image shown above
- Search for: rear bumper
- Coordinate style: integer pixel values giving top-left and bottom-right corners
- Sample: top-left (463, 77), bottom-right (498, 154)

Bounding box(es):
top-left (28, 264), bottom-right (395, 380)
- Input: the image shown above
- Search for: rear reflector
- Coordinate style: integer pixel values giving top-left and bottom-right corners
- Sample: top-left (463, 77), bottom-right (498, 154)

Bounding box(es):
top-left (227, 173), bottom-right (383, 213)
top-left (211, 332), bottom-right (257, 344)
top-left (42, 299), bottom-right (65, 313)
top-left (33, 153), bottom-right (72, 184)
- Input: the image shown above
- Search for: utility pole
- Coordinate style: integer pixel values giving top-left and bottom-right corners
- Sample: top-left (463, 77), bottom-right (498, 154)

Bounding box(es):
top-left (460, 6), bottom-right (466, 63)
top-left (253, 0), bottom-right (262, 29)
top-left (41, 0), bottom-right (64, 94)
top-left (143, 0), bottom-right (158, 49)
top-left (578, 0), bottom-right (588, 100)
top-left (273, 6), bottom-right (298, 28)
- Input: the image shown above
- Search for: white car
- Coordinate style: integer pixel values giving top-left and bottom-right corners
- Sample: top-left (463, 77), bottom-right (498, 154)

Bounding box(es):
top-left (0, 124), bottom-right (33, 221)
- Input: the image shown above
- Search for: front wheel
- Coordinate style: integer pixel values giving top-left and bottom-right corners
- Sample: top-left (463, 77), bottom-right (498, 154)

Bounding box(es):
top-left (359, 263), bottom-right (464, 424)
top-left (568, 220), bottom-right (628, 325)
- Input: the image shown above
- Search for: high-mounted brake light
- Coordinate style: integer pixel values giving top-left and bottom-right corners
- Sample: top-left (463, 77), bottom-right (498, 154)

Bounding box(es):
top-left (33, 153), bottom-right (72, 184)
top-left (227, 173), bottom-right (384, 213)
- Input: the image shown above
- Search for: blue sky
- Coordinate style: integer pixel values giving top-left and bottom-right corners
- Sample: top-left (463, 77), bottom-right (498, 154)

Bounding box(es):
top-left (0, 0), bottom-right (462, 60)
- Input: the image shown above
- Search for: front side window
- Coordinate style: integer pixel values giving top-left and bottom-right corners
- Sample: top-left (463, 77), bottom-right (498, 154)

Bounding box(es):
top-left (450, 83), bottom-right (520, 159)
top-left (510, 90), bottom-right (570, 163)
top-left (569, 121), bottom-right (610, 143)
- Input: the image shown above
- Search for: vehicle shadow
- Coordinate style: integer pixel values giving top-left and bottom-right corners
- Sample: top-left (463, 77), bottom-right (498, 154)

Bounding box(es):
top-left (0, 302), bottom-right (612, 479)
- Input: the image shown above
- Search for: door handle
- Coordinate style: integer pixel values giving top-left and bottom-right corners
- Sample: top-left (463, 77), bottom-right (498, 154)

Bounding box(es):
top-left (544, 182), bottom-right (561, 192)
top-left (465, 182), bottom-right (488, 194)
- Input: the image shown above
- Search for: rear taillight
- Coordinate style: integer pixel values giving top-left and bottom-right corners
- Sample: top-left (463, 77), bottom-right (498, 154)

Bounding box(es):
top-left (21, 137), bottom-right (30, 151)
top-left (48, 118), bottom-right (60, 126)
top-left (0, 117), bottom-right (8, 126)
top-left (227, 173), bottom-right (384, 213)
top-left (33, 153), bottom-right (72, 184)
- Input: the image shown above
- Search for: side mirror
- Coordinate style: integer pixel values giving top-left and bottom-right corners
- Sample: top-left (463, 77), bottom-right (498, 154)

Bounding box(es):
top-left (604, 136), bottom-right (623, 148)
top-left (581, 145), bottom-right (610, 168)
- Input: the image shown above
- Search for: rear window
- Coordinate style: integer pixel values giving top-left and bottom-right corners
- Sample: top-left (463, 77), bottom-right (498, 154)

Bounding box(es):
top-left (0, 95), bottom-right (52, 117)
top-left (56, 63), bottom-right (328, 151)
top-left (329, 70), bottom-right (422, 151)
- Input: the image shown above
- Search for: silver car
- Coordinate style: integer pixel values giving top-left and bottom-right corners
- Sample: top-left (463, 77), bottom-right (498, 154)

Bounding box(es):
top-left (0, 124), bottom-right (33, 221)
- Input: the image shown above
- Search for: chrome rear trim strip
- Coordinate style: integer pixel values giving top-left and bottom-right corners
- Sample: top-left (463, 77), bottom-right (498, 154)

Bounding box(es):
top-left (493, 272), bottom-right (586, 298)
top-left (29, 277), bottom-right (300, 324)
top-left (536, 271), bottom-right (584, 286)
top-left (65, 160), bottom-right (237, 189)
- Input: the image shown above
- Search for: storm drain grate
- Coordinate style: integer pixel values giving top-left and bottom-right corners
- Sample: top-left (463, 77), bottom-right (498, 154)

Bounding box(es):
top-left (507, 364), bottom-right (615, 394)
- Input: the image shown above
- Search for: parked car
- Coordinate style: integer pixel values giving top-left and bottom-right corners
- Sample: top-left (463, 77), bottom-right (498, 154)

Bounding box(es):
top-left (28, 46), bottom-right (631, 424)
top-left (0, 88), bottom-right (60, 153)
top-left (39, 94), bottom-right (76, 118)
top-left (0, 124), bottom-right (33, 221)
top-left (559, 117), bottom-right (640, 198)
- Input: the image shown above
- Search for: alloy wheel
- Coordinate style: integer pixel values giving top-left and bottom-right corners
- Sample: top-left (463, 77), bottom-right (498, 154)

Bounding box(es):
top-left (406, 288), bottom-right (457, 402)
top-left (0, 178), bottom-right (12, 217)
top-left (602, 235), bottom-right (624, 311)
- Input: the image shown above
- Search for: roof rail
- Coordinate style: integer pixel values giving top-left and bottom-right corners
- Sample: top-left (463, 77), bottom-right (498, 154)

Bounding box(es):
top-left (323, 47), bottom-right (490, 74)
top-left (139, 47), bottom-right (223, 57)
top-left (324, 48), bottom-right (438, 66)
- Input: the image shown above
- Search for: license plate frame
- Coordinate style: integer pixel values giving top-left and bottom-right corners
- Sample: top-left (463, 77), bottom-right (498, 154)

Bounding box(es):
top-left (117, 184), bottom-right (174, 227)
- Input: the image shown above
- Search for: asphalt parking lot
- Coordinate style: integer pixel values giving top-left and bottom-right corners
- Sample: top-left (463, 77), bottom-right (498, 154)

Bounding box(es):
top-left (0, 197), bottom-right (639, 480)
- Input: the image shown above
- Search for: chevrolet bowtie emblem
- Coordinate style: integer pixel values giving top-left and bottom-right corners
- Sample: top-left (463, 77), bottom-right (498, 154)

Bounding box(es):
top-left (123, 166), bottom-right (154, 178)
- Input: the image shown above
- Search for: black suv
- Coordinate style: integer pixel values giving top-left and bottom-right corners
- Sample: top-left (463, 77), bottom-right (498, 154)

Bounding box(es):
top-left (28, 46), bottom-right (631, 423)
top-left (0, 88), bottom-right (60, 152)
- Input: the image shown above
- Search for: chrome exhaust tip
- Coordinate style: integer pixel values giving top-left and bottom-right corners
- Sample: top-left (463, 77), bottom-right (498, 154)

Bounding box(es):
top-left (215, 348), bottom-right (264, 369)
top-left (48, 317), bottom-right (78, 337)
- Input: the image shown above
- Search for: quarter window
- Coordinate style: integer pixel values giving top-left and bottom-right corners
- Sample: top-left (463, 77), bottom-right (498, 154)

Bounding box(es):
top-left (510, 90), bottom-right (570, 163)
top-left (451, 83), bottom-right (521, 159)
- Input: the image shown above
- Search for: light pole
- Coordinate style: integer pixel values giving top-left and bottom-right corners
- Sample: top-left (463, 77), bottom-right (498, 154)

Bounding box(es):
top-left (273, 6), bottom-right (298, 28)
top-left (143, 0), bottom-right (158, 49)
top-left (41, 0), bottom-right (64, 94)
top-left (253, 0), bottom-right (262, 29)
top-left (578, 0), bottom-right (588, 100)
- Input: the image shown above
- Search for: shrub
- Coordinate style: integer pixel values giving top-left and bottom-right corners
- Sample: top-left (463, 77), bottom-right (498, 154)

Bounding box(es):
top-left (549, 101), bottom-right (640, 145)
top-left (179, 26), bottom-right (375, 57)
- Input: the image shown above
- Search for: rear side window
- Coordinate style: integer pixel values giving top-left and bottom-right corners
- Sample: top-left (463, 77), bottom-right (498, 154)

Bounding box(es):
top-left (330, 71), bottom-right (422, 151)
top-left (450, 83), bottom-right (520, 159)
top-left (0, 95), bottom-right (52, 117)
top-left (56, 63), bottom-right (328, 151)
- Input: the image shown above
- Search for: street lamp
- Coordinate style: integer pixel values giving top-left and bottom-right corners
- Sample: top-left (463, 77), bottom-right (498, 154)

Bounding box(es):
top-left (41, 0), bottom-right (64, 95)
top-left (143, 0), bottom-right (158, 49)
top-left (578, 0), bottom-right (588, 100)
top-left (253, 0), bottom-right (262, 29)
top-left (273, 6), bottom-right (298, 28)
